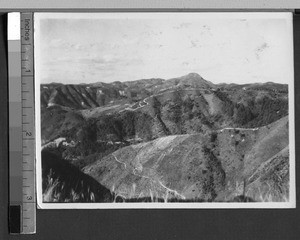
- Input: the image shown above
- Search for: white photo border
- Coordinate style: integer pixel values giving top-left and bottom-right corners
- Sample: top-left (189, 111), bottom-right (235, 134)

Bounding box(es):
top-left (34, 12), bottom-right (295, 209)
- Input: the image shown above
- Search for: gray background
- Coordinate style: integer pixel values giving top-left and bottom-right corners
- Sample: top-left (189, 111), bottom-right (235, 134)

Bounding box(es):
top-left (0, 0), bottom-right (300, 9)
top-left (1, 11), bottom-right (300, 239)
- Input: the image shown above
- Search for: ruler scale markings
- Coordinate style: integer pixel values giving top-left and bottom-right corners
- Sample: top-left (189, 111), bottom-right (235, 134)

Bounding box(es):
top-left (20, 13), bottom-right (36, 234)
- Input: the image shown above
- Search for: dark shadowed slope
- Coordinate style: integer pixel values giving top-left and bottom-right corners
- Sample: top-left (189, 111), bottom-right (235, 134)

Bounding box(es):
top-left (42, 150), bottom-right (114, 203)
top-left (41, 106), bottom-right (85, 143)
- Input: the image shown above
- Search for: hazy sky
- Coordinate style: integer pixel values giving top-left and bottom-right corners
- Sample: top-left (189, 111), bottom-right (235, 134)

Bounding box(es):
top-left (35, 13), bottom-right (293, 84)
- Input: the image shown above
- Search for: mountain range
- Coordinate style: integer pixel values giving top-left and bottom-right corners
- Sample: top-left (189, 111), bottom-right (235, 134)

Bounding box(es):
top-left (40, 73), bottom-right (289, 203)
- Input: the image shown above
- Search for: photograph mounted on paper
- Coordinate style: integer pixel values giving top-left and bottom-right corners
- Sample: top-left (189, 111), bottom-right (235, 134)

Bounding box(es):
top-left (34, 12), bottom-right (295, 208)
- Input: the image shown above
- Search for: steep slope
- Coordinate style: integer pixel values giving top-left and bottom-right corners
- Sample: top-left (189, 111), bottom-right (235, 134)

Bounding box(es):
top-left (41, 84), bottom-right (126, 109)
top-left (245, 146), bottom-right (289, 202)
top-left (242, 116), bottom-right (289, 177)
top-left (42, 149), bottom-right (114, 202)
top-left (84, 134), bottom-right (225, 201)
top-left (83, 116), bottom-right (289, 202)
top-left (41, 106), bottom-right (85, 143)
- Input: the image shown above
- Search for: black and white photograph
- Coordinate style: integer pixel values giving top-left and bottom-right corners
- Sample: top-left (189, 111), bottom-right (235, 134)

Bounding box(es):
top-left (34, 12), bottom-right (295, 208)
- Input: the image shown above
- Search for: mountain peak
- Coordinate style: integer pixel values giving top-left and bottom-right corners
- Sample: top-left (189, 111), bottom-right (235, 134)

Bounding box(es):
top-left (185, 72), bottom-right (203, 78)
top-left (171, 72), bottom-right (215, 88)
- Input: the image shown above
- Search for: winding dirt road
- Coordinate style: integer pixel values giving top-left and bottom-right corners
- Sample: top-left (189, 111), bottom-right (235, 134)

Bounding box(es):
top-left (111, 153), bottom-right (186, 200)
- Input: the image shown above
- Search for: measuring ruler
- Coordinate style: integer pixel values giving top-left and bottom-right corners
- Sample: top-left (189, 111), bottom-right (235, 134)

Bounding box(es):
top-left (9, 12), bottom-right (36, 234)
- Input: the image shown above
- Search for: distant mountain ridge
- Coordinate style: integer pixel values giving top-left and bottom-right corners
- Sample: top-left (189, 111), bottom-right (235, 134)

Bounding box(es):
top-left (41, 72), bottom-right (287, 110)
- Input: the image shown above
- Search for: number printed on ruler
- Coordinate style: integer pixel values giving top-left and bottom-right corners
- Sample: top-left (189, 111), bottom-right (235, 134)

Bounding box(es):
top-left (20, 12), bottom-right (36, 234)
top-left (21, 17), bottom-right (33, 75)
top-left (21, 14), bottom-right (34, 199)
